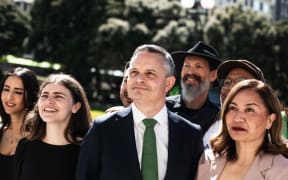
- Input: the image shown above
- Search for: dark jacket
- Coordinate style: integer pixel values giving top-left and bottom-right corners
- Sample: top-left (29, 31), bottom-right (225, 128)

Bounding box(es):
top-left (166, 95), bottom-right (220, 133)
top-left (76, 106), bottom-right (204, 180)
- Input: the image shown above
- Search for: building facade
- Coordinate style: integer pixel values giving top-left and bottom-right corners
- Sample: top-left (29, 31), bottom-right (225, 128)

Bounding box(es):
top-left (275, 0), bottom-right (288, 20)
top-left (215, 0), bottom-right (288, 20)
top-left (13, 0), bottom-right (33, 12)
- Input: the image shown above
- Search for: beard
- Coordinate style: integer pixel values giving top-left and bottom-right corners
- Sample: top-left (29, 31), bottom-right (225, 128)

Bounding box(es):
top-left (181, 74), bottom-right (210, 102)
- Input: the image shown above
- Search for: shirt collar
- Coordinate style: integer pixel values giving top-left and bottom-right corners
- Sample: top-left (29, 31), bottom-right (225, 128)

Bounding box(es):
top-left (132, 103), bottom-right (168, 126)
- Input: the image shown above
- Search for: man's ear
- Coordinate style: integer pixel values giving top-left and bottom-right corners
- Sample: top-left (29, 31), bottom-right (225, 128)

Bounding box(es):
top-left (165, 76), bottom-right (176, 93)
top-left (209, 69), bottom-right (217, 82)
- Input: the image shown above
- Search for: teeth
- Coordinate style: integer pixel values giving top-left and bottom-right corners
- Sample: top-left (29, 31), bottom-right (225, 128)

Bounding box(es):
top-left (6, 102), bottom-right (15, 107)
top-left (187, 77), bottom-right (195, 80)
top-left (44, 108), bottom-right (57, 112)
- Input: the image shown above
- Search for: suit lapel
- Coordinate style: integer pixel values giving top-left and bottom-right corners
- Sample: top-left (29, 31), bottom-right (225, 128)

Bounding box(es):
top-left (116, 107), bottom-right (142, 179)
top-left (211, 155), bottom-right (226, 179)
top-left (244, 153), bottom-right (273, 179)
top-left (165, 111), bottom-right (184, 179)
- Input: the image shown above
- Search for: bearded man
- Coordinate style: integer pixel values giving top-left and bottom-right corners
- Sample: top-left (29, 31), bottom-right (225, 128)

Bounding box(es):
top-left (166, 41), bottom-right (222, 134)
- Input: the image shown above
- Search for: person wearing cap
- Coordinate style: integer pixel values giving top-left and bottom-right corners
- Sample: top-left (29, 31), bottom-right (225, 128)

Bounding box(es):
top-left (203, 59), bottom-right (265, 148)
top-left (166, 41), bottom-right (222, 134)
top-left (218, 59), bottom-right (265, 103)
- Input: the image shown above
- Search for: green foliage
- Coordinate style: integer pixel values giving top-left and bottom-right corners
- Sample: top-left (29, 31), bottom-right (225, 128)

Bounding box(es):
top-left (272, 20), bottom-right (288, 104)
top-left (0, 0), bottom-right (30, 55)
top-left (204, 5), bottom-right (288, 105)
top-left (204, 5), bottom-right (275, 60)
top-left (90, 109), bottom-right (105, 119)
top-left (23, 1), bottom-right (288, 105)
top-left (28, 0), bottom-right (103, 98)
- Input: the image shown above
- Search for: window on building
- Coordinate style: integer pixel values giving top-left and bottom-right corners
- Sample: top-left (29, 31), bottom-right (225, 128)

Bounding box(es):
top-left (253, 0), bottom-right (260, 11)
top-left (244, 0), bottom-right (248, 6)
top-left (263, 3), bottom-right (269, 14)
top-left (259, 2), bottom-right (263, 11)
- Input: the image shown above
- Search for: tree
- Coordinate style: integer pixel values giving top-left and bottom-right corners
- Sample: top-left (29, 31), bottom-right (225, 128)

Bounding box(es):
top-left (87, 0), bottom-right (201, 102)
top-left (273, 20), bottom-right (288, 105)
top-left (0, 0), bottom-right (30, 56)
top-left (28, 0), bottom-right (104, 99)
top-left (88, 0), bottom-right (203, 69)
top-left (204, 5), bottom-right (288, 105)
top-left (28, 0), bottom-right (198, 104)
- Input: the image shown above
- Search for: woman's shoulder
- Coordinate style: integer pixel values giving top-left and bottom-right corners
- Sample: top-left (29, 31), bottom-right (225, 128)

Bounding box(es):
top-left (258, 152), bottom-right (288, 165)
top-left (268, 154), bottom-right (288, 179)
top-left (272, 153), bottom-right (288, 166)
top-left (257, 153), bottom-right (288, 179)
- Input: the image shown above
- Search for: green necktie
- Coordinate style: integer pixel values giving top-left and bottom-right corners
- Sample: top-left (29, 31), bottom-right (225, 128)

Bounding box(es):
top-left (141, 118), bottom-right (158, 180)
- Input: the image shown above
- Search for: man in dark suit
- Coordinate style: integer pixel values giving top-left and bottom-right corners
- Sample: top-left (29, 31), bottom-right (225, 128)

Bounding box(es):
top-left (76, 44), bottom-right (204, 180)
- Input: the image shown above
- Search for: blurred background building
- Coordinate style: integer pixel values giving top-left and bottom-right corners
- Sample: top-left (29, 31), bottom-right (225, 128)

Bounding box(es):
top-left (215, 0), bottom-right (288, 20)
top-left (7, 0), bottom-right (288, 108)
top-left (13, 0), bottom-right (33, 12)
top-left (14, 0), bottom-right (288, 20)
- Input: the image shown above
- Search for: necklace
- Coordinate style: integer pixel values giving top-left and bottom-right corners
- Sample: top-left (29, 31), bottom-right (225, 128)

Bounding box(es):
top-left (0, 127), bottom-right (23, 155)
top-left (2, 133), bottom-right (22, 144)
top-left (2, 128), bottom-right (22, 145)
top-left (3, 136), bottom-right (21, 144)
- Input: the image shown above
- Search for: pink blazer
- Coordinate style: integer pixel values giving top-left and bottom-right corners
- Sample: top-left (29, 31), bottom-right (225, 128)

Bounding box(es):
top-left (197, 150), bottom-right (288, 180)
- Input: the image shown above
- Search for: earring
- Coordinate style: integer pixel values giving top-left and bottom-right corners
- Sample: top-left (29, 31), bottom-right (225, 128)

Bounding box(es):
top-left (267, 129), bottom-right (272, 144)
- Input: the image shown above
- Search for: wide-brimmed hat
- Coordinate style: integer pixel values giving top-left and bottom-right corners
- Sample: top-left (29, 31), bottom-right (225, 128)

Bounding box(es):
top-left (171, 41), bottom-right (222, 76)
top-left (217, 59), bottom-right (265, 82)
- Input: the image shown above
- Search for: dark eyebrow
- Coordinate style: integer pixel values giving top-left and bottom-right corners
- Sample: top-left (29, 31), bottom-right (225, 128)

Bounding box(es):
top-left (230, 101), bottom-right (259, 107)
top-left (230, 102), bottom-right (237, 106)
top-left (54, 92), bottom-right (66, 96)
top-left (42, 91), bottom-right (66, 96)
top-left (4, 84), bottom-right (24, 91)
top-left (14, 88), bottom-right (24, 91)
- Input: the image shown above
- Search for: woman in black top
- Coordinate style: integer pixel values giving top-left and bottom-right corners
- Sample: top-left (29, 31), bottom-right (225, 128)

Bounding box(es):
top-left (14, 74), bottom-right (92, 180)
top-left (0, 67), bottom-right (39, 180)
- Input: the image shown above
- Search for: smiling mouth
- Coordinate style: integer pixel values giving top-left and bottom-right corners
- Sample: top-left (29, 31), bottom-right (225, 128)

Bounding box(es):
top-left (5, 102), bottom-right (16, 107)
top-left (43, 108), bottom-right (57, 112)
top-left (185, 77), bottom-right (198, 83)
top-left (183, 74), bottom-right (201, 83)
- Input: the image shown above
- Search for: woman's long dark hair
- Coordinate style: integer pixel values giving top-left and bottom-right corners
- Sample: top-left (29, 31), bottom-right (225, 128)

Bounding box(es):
top-left (0, 67), bottom-right (39, 139)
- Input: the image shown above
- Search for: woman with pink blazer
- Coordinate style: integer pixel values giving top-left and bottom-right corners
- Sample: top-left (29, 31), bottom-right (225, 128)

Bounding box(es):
top-left (197, 79), bottom-right (288, 180)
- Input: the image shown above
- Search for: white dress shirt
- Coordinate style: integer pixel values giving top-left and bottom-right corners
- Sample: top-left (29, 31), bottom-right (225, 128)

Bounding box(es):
top-left (132, 103), bottom-right (168, 180)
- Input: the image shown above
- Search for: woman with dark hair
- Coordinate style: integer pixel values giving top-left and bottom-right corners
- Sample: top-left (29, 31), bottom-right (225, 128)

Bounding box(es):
top-left (197, 79), bottom-right (288, 180)
top-left (0, 67), bottom-right (39, 180)
top-left (14, 73), bottom-right (91, 180)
